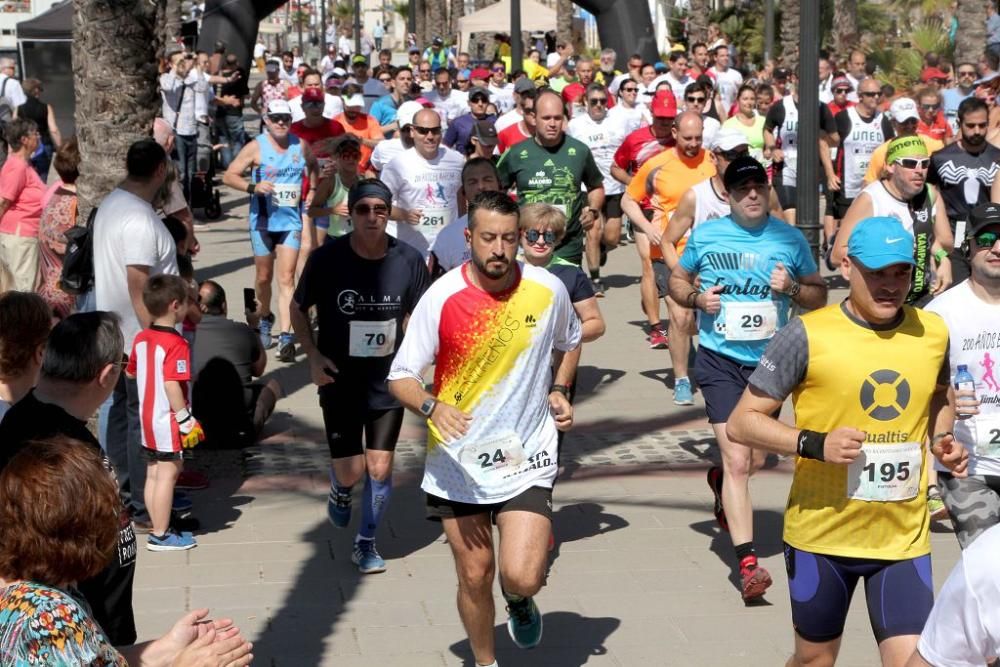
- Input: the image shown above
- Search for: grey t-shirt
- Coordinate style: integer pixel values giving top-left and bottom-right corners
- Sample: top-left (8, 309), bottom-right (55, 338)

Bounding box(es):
top-left (191, 314), bottom-right (260, 405)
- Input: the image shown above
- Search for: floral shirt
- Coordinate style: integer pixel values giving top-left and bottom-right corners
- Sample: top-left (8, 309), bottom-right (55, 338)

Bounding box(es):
top-left (0, 581), bottom-right (126, 666)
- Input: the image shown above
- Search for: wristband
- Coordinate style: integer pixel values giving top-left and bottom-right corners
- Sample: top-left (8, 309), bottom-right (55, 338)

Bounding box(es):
top-left (933, 248), bottom-right (948, 264)
top-left (931, 431), bottom-right (953, 445)
top-left (246, 183), bottom-right (256, 195)
top-left (175, 407), bottom-right (193, 424)
top-left (687, 290), bottom-right (699, 308)
top-left (550, 384), bottom-right (570, 397)
top-left (796, 429), bottom-right (827, 461)
top-left (786, 281), bottom-right (801, 298)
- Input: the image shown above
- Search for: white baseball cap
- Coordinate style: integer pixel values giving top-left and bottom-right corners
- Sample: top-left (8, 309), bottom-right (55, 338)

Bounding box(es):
top-left (712, 127), bottom-right (750, 152)
top-left (266, 99), bottom-right (292, 115)
top-left (396, 100), bottom-right (427, 128)
top-left (344, 94), bottom-right (366, 108)
top-left (889, 97), bottom-right (919, 124)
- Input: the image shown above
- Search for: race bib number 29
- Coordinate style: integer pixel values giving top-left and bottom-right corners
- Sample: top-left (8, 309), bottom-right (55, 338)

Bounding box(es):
top-left (723, 301), bottom-right (778, 341)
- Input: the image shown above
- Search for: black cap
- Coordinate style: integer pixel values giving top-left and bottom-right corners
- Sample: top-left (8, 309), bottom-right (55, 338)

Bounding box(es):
top-left (473, 120), bottom-right (498, 147)
top-left (773, 67), bottom-right (790, 80)
top-left (433, 36), bottom-right (443, 45)
top-left (969, 202), bottom-right (1000, 236)
top-left (723, 156), bottom-right (768, 191)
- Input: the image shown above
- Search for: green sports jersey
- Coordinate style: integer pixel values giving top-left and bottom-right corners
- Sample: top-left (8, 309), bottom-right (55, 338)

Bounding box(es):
top-left (497, 135), bottom-right (603, 264)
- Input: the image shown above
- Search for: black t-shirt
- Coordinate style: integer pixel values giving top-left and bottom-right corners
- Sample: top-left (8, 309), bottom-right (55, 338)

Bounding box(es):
top-left (193, 315), bottom-right (259, 389)
top-left (0, 392), bottom-right (137, 645)
top-left (928, 142), bottom-right (1000, 222)
top-left (547, 262), bottom-right (594, 303)
top-left (217, 66), bottom-right (249, 117)
top-left (293, 234), bottom-right (431, 409)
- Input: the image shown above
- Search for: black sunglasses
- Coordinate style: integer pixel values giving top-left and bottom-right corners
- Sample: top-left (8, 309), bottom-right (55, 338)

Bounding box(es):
top-left (268, 114), bottom-right (292, 124)
top-left (412, 125), bottom-right (443, 135)
top-left (621, 86), bottom-right (638, 93)
top-left (974, 230), bottom-right (1000, 247)
top-left (525, 229), bottom-right (556, 245)
top-left (859, 91), bottom-right (882, 98)
top-left (588, 97), bottom-right (608, 105)
top-left (686, 95), bottom-right (707, 103)
top-left (354, 203), bottom-right (389, 215)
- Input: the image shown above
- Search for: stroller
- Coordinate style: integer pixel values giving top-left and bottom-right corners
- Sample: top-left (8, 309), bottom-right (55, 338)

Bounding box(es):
top-left (190, 121), bottom-right (223, 220)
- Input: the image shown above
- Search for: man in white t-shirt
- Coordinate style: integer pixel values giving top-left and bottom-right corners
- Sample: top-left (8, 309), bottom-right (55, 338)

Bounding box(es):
top-left (567, 82), bottom-right (629, 295)
top-left (655, 51), bottom-right (692, 102)
top-left (424, 68), bottom-right (468, 132)
top-left (494, 77), bottom-right (535, 133)
top-left (369, 100), bottom-right (425, 174)
top-left (429, 157), bottom-right (502, 276)
top-left (319, 45), bottom-right (338, 78)
top-left (94, 139), bottom-right (179, 525)
top-left (710, 45), bottom-right (743, 111)
top-left (380, 108), bottom-right (465, 259)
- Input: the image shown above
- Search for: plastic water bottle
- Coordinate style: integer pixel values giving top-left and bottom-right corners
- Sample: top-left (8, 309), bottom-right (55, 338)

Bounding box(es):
top-left (954, 364), bottom-right (977, 420)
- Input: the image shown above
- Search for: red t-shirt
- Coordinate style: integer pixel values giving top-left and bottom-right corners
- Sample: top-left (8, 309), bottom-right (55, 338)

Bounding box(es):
top-left (918, 112), bottom-right (953, 142)
top-left (290, 119), bottom-right (345, 195)
top-left (827, 101), bottom-right (855, 116)
top-left (497, 123), bottom-right (531, 155)
top-left (127, 326), bottom-right (191, 454)
top-left (613, 126), bottom-right (675, 209)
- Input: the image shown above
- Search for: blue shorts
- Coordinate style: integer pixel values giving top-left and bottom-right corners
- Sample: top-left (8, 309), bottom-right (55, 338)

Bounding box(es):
top-left (250, 229), bottom-right (301, 257)
top-left (692, 346), bottom-right (755, 424)
top-left (784, 544), bottom-right (934, 644)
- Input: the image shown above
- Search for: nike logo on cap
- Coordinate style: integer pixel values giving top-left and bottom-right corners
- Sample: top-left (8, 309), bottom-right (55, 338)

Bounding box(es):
top-left (886, 237), bottom-right (903, 244)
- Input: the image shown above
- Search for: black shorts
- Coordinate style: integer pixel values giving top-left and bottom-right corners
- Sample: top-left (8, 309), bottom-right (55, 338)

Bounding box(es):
top-left (602, 193), bottom-right (623, 219)
top-left (143, 448), bottom-right (184, 462)
top-left (692, 346), bottom-right (755, 424)
top-left (652, 259), bottom-right (668, 299)
top-left (784, 544), bottom-right (934, 644)
top-left (318, 384), bottom-right (404, 459)
top-left (775, 184), bottom-right (797, 211)
top-left (426, 485), bottom-right (553, 523)
top-left (830, 193), bottom-right (854, 220)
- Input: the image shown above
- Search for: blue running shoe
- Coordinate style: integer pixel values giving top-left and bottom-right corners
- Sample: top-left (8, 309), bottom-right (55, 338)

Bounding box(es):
top-left (351, 539), bottom-right (386, 574)
top-left (327, 486), bottom-right (352, 528)
top-left (172, 492), bottom-right (193, 513)
top-left (258, 313), bottom-right (275, 350)
top-left (673, 377), bottom-right (694, 406)
top-left (505, 595), bottom-right (543, 649)
top-left (276, 333), bottom-right (296, 362)
top-left (147, 530), bottom-right (197, 552)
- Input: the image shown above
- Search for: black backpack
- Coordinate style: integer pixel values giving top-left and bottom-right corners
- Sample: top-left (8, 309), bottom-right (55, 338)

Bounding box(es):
top-left (59, 207), bottom-right (98, 296)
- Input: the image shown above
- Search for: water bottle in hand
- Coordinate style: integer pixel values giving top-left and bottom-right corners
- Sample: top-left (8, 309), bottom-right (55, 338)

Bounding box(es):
top-left (954, 364), bottom-right (977, 420)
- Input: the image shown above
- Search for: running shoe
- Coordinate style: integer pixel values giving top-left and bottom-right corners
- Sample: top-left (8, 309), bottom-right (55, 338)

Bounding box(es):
top-left (327, 486), bottom-right (352, 528)
top-left (172, 491), bottom-right (193, 513)
top-left (648, 328), bottom-right (668, 349)
top-left (739, 560), bottom-right (772, 602)
top-left (176, 470), bottom-right (210, 490)
top-left (258, 313), bottom-right (275, 350)
top-left (674, 377), bottom-right (694, 406)
top-left (351, 539), bottom-right (387, 574)
top-left (505, 595), bottom-right (543, 649)
top-left (707, 466), bottom-right (728, 532)
top-left (276, 334), bottom-right (296, 362)
top-left (928, 486), bottom-right (949, 521)
top-left (147, 530), bottom-right (197, 552)
top-left (591, 279), bottom-right (607, 298)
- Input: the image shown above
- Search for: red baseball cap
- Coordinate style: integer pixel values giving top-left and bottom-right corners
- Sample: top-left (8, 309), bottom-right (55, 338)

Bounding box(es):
top-left (470, 68), bottom-right (490, 81)
top-left (302, 88), bottom-right (324, 103)
top-left (920, 67), bottom-right (948, 83)
top-left (650, 89), bottom-right (678, 117)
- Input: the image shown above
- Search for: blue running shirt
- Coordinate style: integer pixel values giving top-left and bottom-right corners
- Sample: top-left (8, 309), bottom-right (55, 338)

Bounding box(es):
top-left (250, 134), bottom-right (306, 233)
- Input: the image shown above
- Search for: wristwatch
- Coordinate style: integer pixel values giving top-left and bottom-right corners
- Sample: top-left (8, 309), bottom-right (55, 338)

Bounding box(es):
top-left (419, 397), bottom-right (438, 417)
top-left (786, 281), bottom-right (801, 297)
top-left (550, 384), bottom-right (570, 397)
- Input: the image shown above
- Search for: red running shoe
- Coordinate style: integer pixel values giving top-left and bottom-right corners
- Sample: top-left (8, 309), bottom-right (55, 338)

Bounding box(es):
top-left (648, 329), bottom-right (669, 349)
top-left (740, 558), bottom-right (772, 602)
top-left (706, 466), bottom-right (728, 532)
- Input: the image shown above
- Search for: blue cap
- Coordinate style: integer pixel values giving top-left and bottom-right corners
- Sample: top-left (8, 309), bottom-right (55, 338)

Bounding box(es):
top-left (654, 61), bottom-right (668, 73)
top-left (847, 217), bottom-right (916, 269)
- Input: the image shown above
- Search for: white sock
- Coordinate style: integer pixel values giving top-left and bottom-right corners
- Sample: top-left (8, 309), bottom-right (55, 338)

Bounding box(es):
top-left (477, 661), bottom-right (499, 667)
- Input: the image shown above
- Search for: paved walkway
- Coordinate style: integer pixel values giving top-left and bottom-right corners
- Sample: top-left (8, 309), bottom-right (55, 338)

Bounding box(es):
top-left (140, 185), bottom-right (964, 666)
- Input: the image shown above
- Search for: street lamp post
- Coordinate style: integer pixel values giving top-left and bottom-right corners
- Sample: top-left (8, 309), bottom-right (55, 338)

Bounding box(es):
top-left (511, 0), bottom-right (522, 74)
top-left (796, 0), bottom-right (821, 264)
top-left (354, 0), bottom-right (362, 55)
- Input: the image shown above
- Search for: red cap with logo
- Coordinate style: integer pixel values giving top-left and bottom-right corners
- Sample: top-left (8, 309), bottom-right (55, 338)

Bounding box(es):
top-left (650, 89), bottom-right (678, 117)
top-left (470, 68), bottom-right (490, 81)
top-left (302, 88), bottom-right (324, 103)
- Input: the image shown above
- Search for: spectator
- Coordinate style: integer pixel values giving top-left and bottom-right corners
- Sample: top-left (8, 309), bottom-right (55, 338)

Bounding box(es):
top-left (0, 437), bottom-right (253, 664)
top-left (15, 78), bottom-right (61, 181)
top-left (192, 280), bottom-right (281, 445)
top-left (159, 48), bottom-right (207, 201)
top-left (36, 138), bottom-right (79, 319)
top-left (93, 138), bottom-right (179, 528)
top-left (0, 118), bottom-right (45, 292)
top-left (214, 53), bottom-right (249, 170)
top-left (152, 118), bottom-right (198, 254)
top-left (0, 290), bottom-right (49, 421)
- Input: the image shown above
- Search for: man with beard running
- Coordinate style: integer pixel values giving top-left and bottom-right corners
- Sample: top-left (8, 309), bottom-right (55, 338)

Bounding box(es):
top-left (388, 191), bottom-right (581, 666)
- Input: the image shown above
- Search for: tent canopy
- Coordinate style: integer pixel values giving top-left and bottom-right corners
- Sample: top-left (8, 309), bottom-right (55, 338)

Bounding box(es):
top-left (17, 0), bottom-right (71, 41)
top-left (456, 0), bottom-right (556, 52)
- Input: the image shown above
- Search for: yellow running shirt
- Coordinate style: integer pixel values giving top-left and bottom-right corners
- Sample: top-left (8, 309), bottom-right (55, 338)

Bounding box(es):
top-left (749, 302), bottom-right (950, 560)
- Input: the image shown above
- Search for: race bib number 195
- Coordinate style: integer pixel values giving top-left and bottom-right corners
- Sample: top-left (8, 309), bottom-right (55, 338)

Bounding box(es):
top-left (846, 442), bottom-right (922, 502)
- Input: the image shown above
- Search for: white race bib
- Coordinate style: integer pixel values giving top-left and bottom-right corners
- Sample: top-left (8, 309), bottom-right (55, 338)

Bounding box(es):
top-left (457, 431), bottom-right (528, 484)
top-left (419, 207), bottom-right (453, 244)
top-left (271, 183), bottom-right (301, 208)
top-left (723, 301), bottom-right (778, 341)
top-left (847, 442), bottom-right (922, 502)
top-left (348, 319), bottom-right (396, 357)
top-left (974, 413), bottom-right (1000, 458)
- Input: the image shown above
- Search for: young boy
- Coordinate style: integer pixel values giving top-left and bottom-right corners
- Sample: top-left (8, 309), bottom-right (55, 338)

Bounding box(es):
top-left (127, 274), bottom-right (205, 551)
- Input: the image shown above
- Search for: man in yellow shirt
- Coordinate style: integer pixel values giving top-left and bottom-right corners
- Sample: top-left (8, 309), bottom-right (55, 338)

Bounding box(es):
top-left (728, 216), bottom-right (969, 667)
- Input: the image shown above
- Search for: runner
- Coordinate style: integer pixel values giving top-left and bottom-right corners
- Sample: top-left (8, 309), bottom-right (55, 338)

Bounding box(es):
top-left (223, 99), bottom-right (319, 362)
top-left (496, 87), bottom-right (537, 155)
top-left (611, 89), bottom-right (678, 349)
top-left (668, 156), bottom-right (826, 602)
top-left (429, 157), bottom-right (502, 276)
top-left (925, 202), bottom-right (1000, 548)
top-left (727, 216), bottom-right (969, 664)
top-left (290, 179), bottom-right (430, 574)
top-left (387, 191), bottom-right (582, 666)
top-left (496, 89), bottom-right (605, 266)
top-left (623, 111), bottom-right (715, 406)
top-left (380, 108), bottom-right (465, 260)
top-left (289, 87), bottom-right (345, 249)
top-left (567, 82), bottom-right (629, 296)
top-left (306, 135), bottom-right (363, 239)
top-left (930, 96), bottom-right (1000, 284)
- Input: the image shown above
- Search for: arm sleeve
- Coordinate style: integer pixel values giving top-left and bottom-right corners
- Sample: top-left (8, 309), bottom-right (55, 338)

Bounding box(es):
top-left (572, 268), bottom-right (595, 301)
top-left (162, 339), bottom-right (192, 382)
top-left (387, 284), bottom-right (441, 382)
top-left (881, 115), bottom-right (895, 139)
top-left (444, 120), bottom-right (458, 147)
top-left (764, 103), bottom-right (783, 133)
top-left (747, 318), bottom-right (809, 400)
top-left (496, 151), bottom-right (514, 190)
top-left (792, 229), bottom-right (819, 276)
top-left (927, 154), bottom-right (942, 186)
top-left (292, 250), bottom-right (319, 310)
top-left (612, 136), bottom-right (632, 171)
top-left (125, 344), bottom-right (138, 377)
top-left (625, 158), bottom-right (655, 201)
top-left (408, 253), bottom-right (432, 310)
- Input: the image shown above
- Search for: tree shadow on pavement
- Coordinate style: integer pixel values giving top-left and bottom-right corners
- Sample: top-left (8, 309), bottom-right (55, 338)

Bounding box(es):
top-left (548, 501), bottom-right (629, 567)
top-left (449, 611), bottom-right (621, 666)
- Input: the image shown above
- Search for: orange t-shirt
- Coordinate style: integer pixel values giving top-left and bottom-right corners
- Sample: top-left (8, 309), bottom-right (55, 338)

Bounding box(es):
top-left (626, 148), bottom-right (716, 258)
top-left (334, 112), bottom-right (385, 172)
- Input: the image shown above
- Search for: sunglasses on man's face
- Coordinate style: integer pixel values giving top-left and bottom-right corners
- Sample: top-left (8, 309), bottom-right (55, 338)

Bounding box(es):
top-left (588, 97), bottom-right (607, 105)
top-left (920, 103), bottom-right (940, 111)
top-left (492, 67), bottom-right (506, 73)
top-left (834, 88), bottom-right (850, 94)
top-left (268, 114), bottom-right (292, 124)
top-left (524, 229), bottom-right (556, 245)
top-left (353, 203), bottom-right (389, 216)
top-left (974, 230), bottom-right (1000, 248)
top-left (896, 157), bottom-right (930, 170)
top-left (686, 95), bottom-right (706, 103)
top-left (456, 78), bottom-right (469, 84)
top-left (859, 91), bottom-right (882, 98)
top-left (412, 125), bottom-right (442, 135)
top-left (959, 70), bottom-right (977, 77)
top-left (621, 86), bottom-right (638, 93)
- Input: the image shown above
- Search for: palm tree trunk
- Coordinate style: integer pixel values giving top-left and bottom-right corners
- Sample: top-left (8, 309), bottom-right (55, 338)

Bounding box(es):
top-left (780, 0), bottom-right (800, 72)
top-left (955, 0), bottom-right (986, 66)
top-left (687, 0), bottom-right (709, 46)
top-left (832, 0), bottom-right (858, 58)
top-left (448, 0), bottom-right (463, 39)
top-left (414, 0), bottom-right (427, 49)
top-left (556, 0), bottom-right (573, 46)
top-left (157, 0), bottom-right (182, 53)
top-left (73, 0), bottom-right (160, 217)
top-left (426, 0), bottom-right (446, 43)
